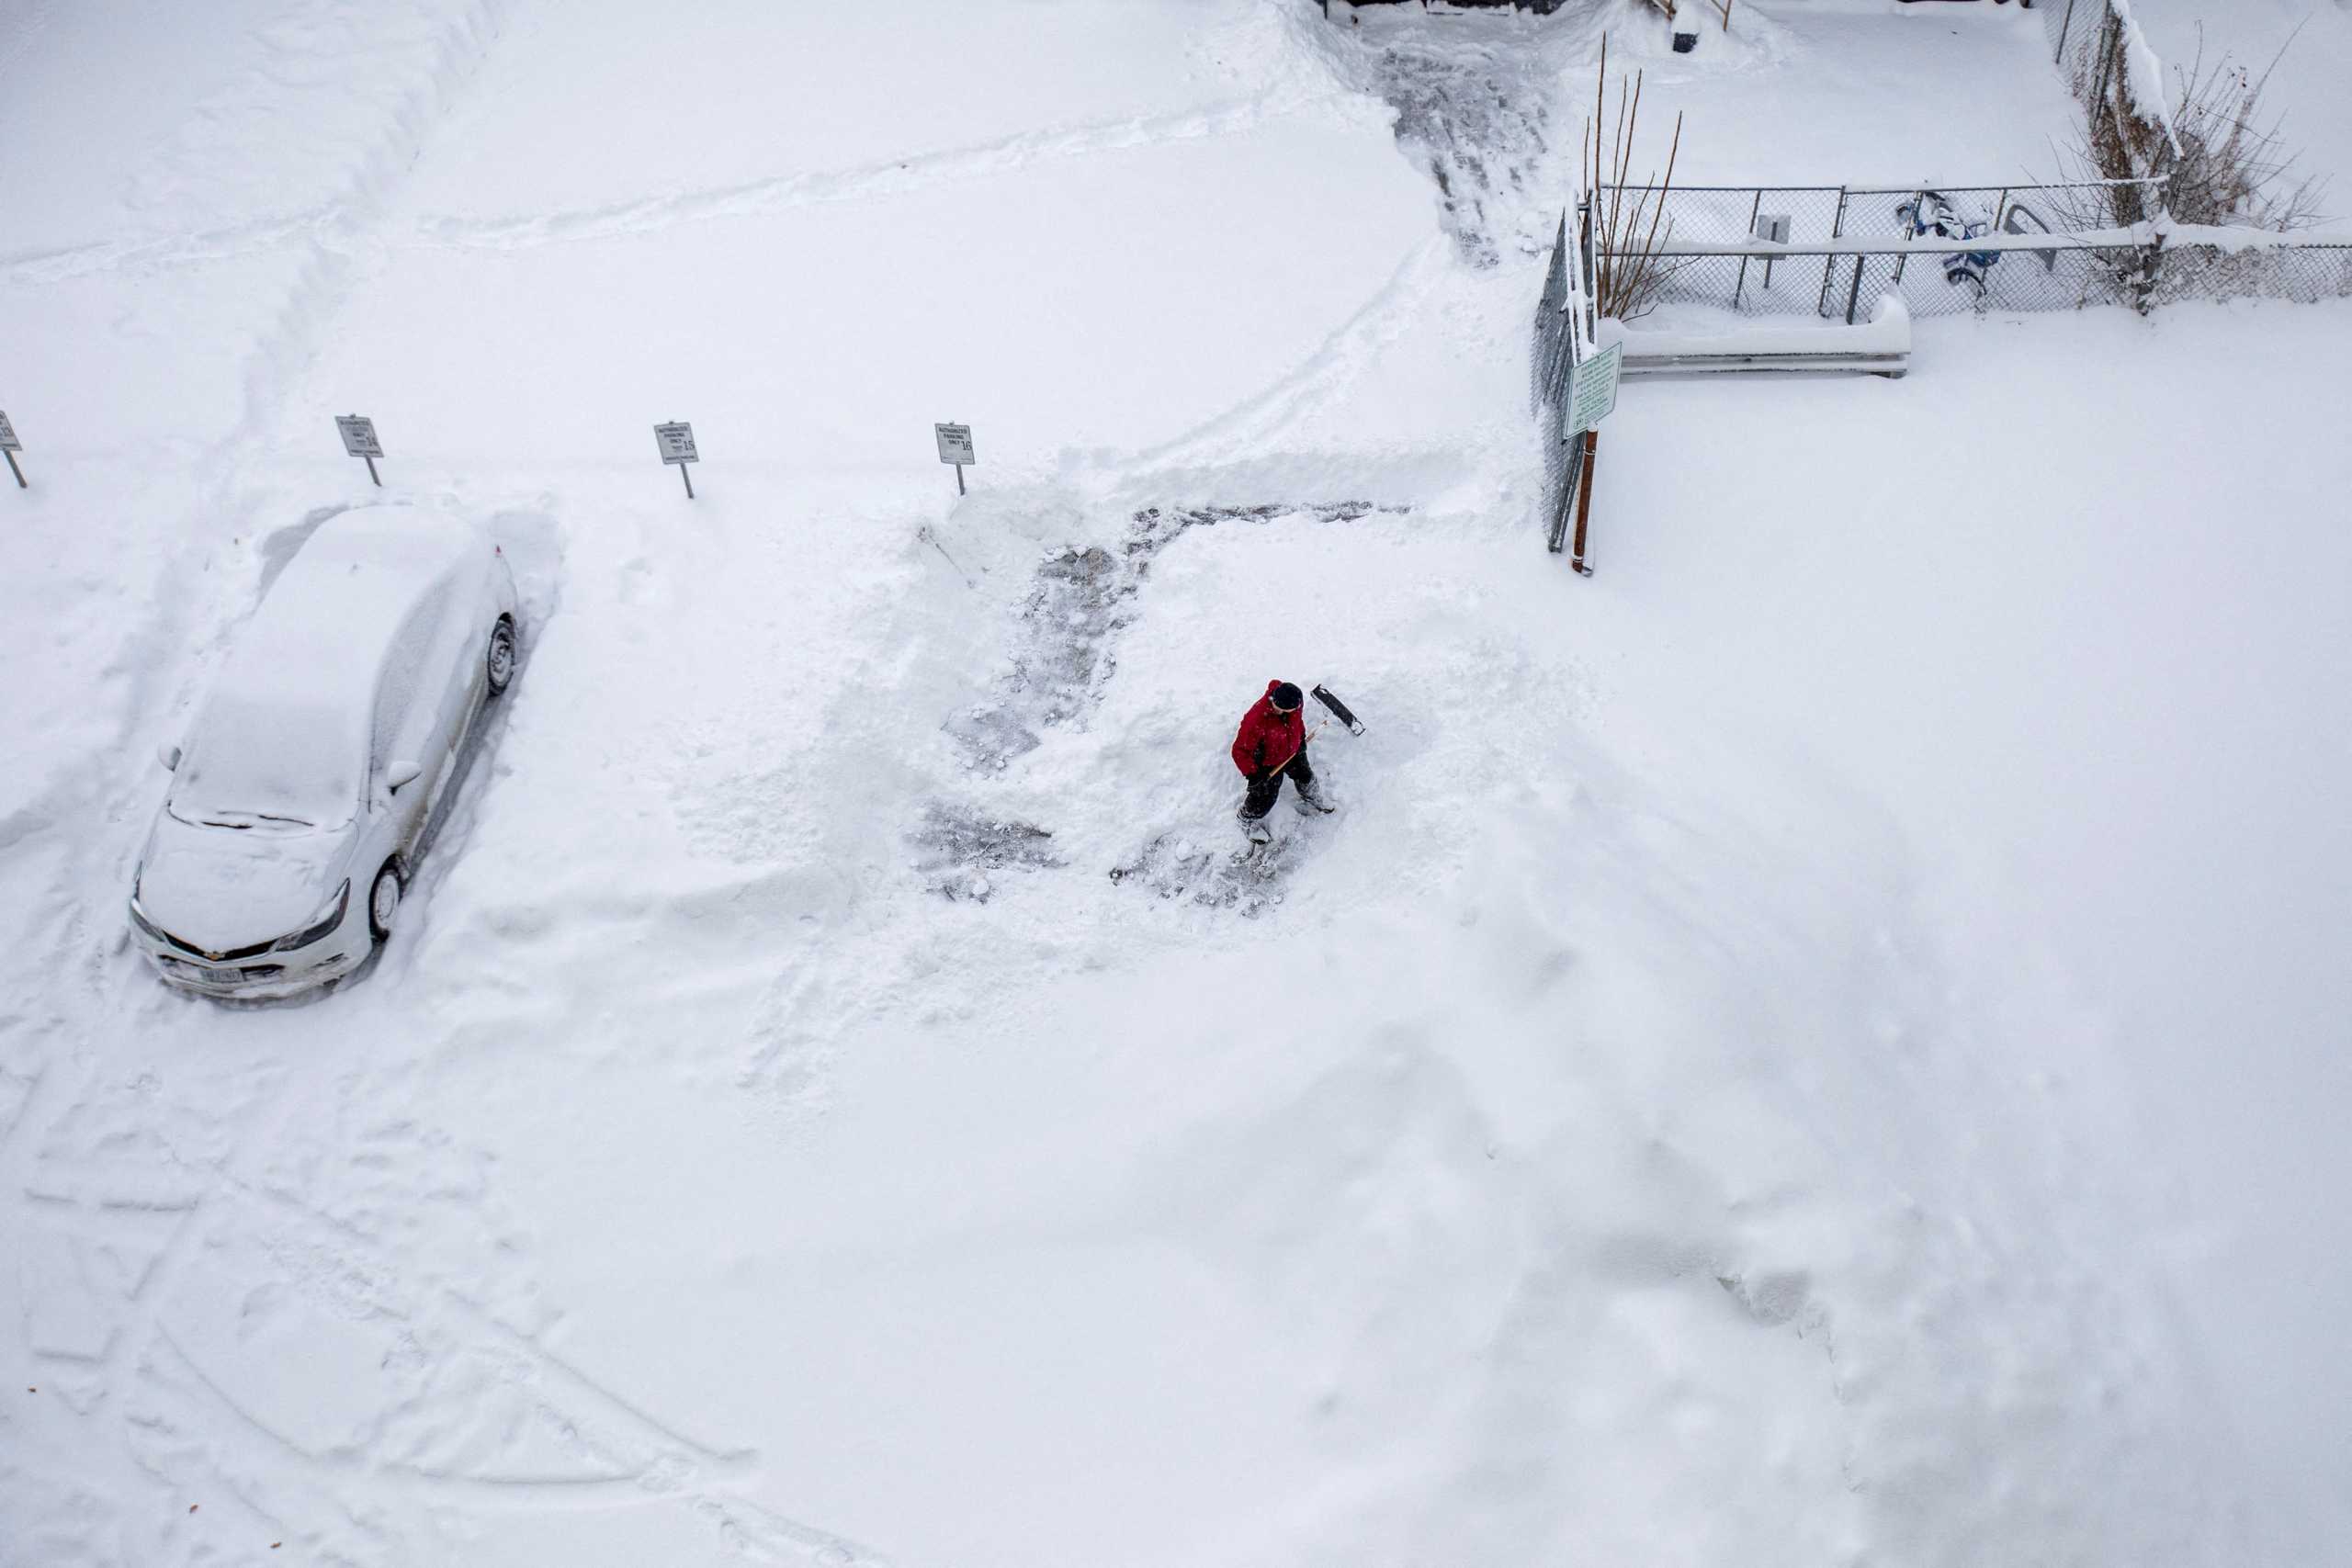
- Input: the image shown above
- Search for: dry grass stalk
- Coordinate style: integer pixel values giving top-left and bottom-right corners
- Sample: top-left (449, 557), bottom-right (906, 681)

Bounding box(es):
top-left (1582, 36), bottom-right (1686, 321)
top-left (2056, 22), bottom-right (2326, 231)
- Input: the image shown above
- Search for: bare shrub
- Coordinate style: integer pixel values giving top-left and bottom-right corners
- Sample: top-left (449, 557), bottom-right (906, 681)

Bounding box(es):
top-left (2161, 34), bottom-right (2328, 230)
top-left (2052, 26), bottom-right (2328, 232)
top-left (1583, 36), bottom-right (1686, 321)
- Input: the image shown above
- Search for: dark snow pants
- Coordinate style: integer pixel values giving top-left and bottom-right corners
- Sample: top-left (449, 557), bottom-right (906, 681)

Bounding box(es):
top-left (1239, 748), bottom-right (1316, 822)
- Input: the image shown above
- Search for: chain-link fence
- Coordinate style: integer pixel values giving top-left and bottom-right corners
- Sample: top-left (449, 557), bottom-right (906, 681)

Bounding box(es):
top-left (2040, 0), bottom-right (2170, 160)
top-left (2145, 240), bottom-right (2352, 308)
top-left (1611, 232), bottom-right (2352, 321)
top-left (1595, 179), bottom-right (2352, 318)
top-left (2042, 0), bottom-right (2117, 96)
top-left (1532, 208), bottom-right (1596, 555)
top-left (2037, 0), bottom-right (2177, 225)
top-left (1600, 180), bottom-right (2161, 247)
top-left (1596, 180), bottom-right (2168, 312)
top-left (1532, 190), bottom-right (2352, 552)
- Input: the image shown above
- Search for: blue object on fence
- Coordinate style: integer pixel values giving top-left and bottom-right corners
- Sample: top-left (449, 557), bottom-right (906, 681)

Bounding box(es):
top-left (1896, 190), bottom-right (2002, 297)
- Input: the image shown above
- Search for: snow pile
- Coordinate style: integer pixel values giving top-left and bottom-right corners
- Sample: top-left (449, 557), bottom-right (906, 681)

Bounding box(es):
top-left (2105, 0), bottom-right (2184, 155)
top-left (2, 3), bottom-right (2348, 1567)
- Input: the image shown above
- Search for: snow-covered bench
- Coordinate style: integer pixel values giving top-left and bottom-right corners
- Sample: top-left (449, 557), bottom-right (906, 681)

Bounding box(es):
top-left (1597, 296), bottom-right (1911, 378)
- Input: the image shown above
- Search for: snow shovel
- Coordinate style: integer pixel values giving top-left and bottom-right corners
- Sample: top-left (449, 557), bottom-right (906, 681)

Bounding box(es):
top-left (1311, 684), bottom-right (1366, 737)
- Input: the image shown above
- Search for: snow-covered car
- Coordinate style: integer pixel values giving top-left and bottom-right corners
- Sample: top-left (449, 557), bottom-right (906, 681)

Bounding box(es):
top-left (128, 508), bottom-right (519, 998)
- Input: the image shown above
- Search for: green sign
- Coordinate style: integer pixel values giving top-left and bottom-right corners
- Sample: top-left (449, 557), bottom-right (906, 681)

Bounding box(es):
top-left (1568, 342), bottom-right (1623, 436)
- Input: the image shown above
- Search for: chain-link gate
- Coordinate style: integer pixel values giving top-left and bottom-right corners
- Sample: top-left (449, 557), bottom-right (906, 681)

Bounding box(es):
top-left (1532, 206), bottom-right (1598, 554)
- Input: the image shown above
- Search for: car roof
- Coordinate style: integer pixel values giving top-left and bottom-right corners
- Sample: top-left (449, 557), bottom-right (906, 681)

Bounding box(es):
top-left (219, 507), bottom-right (489, 714)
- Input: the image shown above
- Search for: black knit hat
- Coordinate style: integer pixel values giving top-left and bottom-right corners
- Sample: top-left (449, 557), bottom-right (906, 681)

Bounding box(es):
top-left (1270, 682), bottom-right (1303, 712)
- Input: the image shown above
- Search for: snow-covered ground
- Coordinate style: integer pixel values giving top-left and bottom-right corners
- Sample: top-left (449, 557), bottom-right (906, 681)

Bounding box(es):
top-left (3, 2), bottom-right (2347, 1565)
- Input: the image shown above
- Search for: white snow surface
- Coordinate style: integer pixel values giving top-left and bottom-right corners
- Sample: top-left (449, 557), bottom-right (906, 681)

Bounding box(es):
top-left (3, 3), bottom-right (2349, 1566)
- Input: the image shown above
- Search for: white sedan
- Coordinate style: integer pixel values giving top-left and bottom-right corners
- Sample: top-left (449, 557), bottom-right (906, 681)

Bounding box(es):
top-left (130, 506), bottom-right (519, 998)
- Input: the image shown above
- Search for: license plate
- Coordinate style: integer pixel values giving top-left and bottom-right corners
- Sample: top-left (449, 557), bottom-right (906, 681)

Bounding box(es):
top-left (198, 965), bottom-right (240, 986)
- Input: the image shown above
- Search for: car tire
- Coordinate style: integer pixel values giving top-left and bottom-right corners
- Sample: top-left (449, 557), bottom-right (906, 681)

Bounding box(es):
top-left (486, 616), bottom-right (518, 696)
top-left (368, 861), bottom-right (403, 944)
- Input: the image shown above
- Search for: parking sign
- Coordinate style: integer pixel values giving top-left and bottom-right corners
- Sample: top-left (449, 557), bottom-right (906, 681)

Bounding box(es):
top-left (335, 415), bottom-right (383, 458)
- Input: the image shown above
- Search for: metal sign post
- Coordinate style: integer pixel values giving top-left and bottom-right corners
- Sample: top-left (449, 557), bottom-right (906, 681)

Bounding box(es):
top-left (934, 422), bottom-right (976, 496)
top-left (1564, 342), bottom-right (1623, 578)
top-left (336, 415), bottom-right (384, 486)
top-left (654, 422), bottom-right (699, 498)
top-left (0, 411), bottom-right (24, 490)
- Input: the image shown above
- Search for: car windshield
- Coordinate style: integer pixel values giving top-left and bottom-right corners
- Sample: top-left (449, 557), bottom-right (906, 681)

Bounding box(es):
top-left (168, 695), bottom-right (360, 831)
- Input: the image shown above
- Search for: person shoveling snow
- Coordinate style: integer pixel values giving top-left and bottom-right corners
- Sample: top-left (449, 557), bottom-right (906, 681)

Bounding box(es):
top-left (1232, 680), bottom-right (1336, 843)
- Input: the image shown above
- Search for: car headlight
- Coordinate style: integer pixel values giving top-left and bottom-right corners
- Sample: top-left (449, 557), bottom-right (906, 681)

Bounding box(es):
top-left (128, 868), bottom-right (166, 942)
top-left (273, 880), bottom-right (351, 953)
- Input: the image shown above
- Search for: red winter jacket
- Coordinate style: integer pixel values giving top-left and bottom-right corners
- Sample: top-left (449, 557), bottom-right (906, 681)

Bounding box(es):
top-left (1230, 681), bottom-right (1305, 777)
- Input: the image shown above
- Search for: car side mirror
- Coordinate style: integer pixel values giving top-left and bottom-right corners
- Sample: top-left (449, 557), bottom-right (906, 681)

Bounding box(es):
top-left (158, 743), bottom-right (181, 772)
top-left (386, 759), bottom-right (424, 793)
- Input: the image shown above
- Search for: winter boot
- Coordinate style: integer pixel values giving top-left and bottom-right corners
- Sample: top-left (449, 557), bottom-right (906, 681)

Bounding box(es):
top-left (1239, 811), bottom-right (1273, 845)
top-left (1292, 779), bottom-right (1337, 816)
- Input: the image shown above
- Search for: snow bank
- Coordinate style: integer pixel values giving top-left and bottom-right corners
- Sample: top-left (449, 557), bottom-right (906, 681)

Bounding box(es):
top-left (1599, 293), bottom-right (1910, 373)
top-left (2105, 0), bottom-right (2184, 156)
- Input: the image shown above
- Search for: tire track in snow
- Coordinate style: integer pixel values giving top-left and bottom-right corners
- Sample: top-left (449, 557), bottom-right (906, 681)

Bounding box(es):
top-left (0, 0), bottom-right (526, 908)
top-left (404, 88), bottom-right (1317, 254)
top-left (0, 3), bottom-right (618, 1561)
top-left (1118, 232), bottom-right (1455, 474)
top-left (46, 1083), bottom-right (879, 1565)
top-left (4, 88), bottom-right (1329, 281)
top-left (0, 211), bottom-right (330, 288)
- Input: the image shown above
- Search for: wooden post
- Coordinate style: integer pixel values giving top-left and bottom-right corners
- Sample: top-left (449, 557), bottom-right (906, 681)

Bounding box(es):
top-left (1569, 430), bottom-right (1599, 577)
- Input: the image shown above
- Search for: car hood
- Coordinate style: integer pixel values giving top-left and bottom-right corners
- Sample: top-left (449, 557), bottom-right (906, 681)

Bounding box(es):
top-left (138, 814), bottom-right (354, 952)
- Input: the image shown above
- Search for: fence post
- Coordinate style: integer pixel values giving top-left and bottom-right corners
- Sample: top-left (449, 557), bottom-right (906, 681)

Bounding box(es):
top-left (1892, 188), bottom-right (1922, 286)
top-left (1817, 186), bottom-right (1849, 317)
top-left (2054, 0), bottom-right (2077, 66)
top-left (1844, 254), bottom-right (1867, 324)
top-left (1734, 188), bottom-right (1762, 308)
top-left (1580, 197), bottom-right (1599, 344)
top-left (2087, 6), bottom-right (2117, 123)
top-left (2133, 225), bottom-right (2165, 315)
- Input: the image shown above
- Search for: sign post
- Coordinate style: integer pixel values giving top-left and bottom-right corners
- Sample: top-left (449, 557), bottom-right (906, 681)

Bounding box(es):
top-left (0, 411), bottom-right (24, 490)
top-left (654, 422), bottom-right (699, 498)
top-left (1565, 342), bottom-right (1623, 578)
top-left (933, 422), bottom-right (975, 496)
top-left (336, 415), bottom-right (384, 486)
